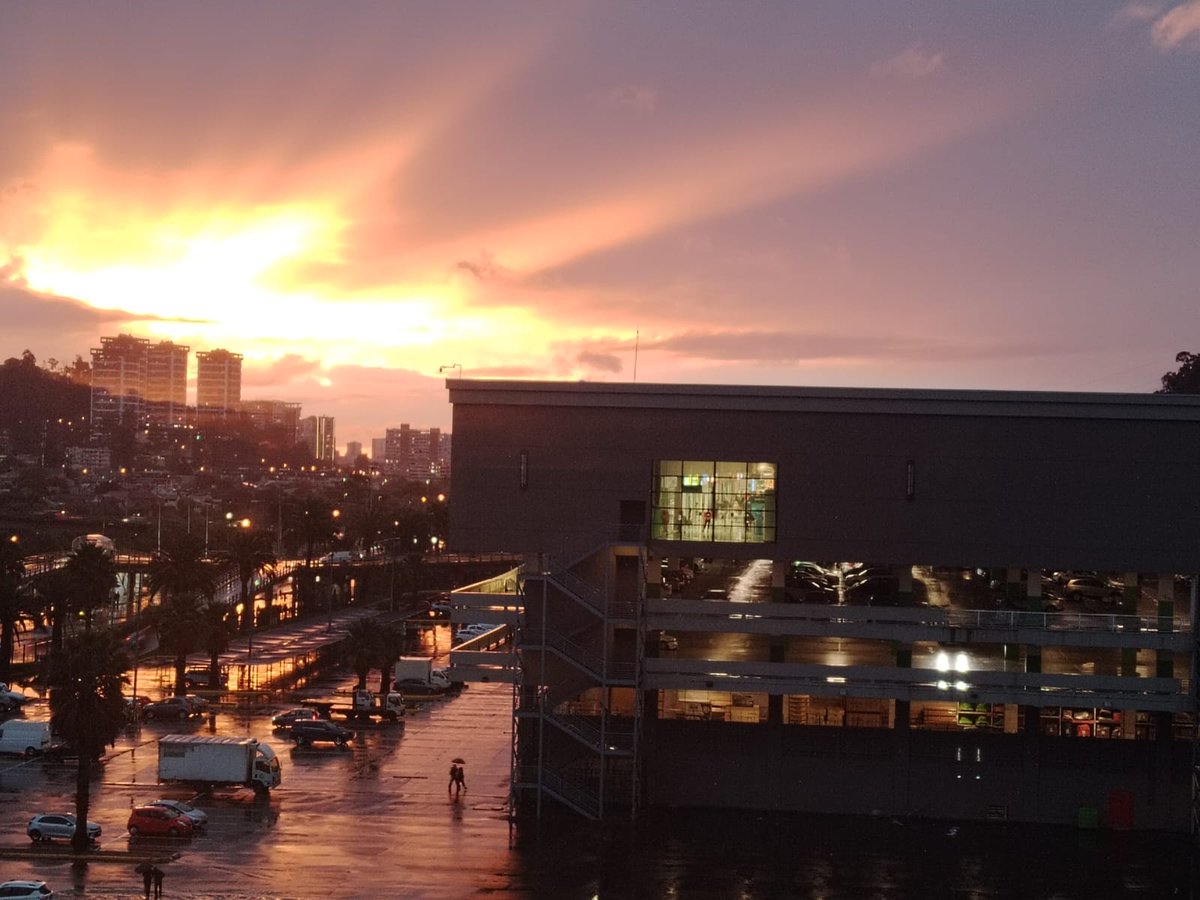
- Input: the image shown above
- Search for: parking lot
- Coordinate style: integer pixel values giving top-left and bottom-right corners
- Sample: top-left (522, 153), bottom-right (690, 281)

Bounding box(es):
top-left (0, 640), bottom-right (518, 899)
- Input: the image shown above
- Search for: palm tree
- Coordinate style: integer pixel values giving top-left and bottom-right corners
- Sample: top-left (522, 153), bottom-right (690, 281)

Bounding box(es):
top-left (63, 542), bottom-right (118, 631)
top-left (46, 629), bottom-right (128, 852)
top-left (199, 603), bottom-right (234, 690)
top-left (342, 618), bottom-right (383, 690)
top-left (287, 495), bottom-right (340, 615)
top-left (146, 534), bottom-right (217, 696)
top-left (32, 566), bottom-right (70, 653)
top-left (0, 539), bottom-right (33, 682)
top-left (220, 528), bottom-right (276, 632)
top-left (375, 622), bottom-right (409, 694)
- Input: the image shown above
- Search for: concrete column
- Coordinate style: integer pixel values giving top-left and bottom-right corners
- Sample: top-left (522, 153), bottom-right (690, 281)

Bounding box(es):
top-left (894, 643), bottom-right (911, 729)
top-left (895, 566), bottom-right (913, 606)
top-left (1025, 570), bottom-right (1043, 611)
top-left (1023, 647), bottom-right (1041, 734)
top-left (1007, 568), bottom-right (1024, 609)
top-left (1122, 571), bottom-right (1139, 615)
top-left (767, 639), bottom-right (785, 726)
top-left (771, 561), bottom-right (787, 604)
top-left (646, 554), bottom-right (663, 599)
top-left (1155, 574), bottom-right (1175, 680)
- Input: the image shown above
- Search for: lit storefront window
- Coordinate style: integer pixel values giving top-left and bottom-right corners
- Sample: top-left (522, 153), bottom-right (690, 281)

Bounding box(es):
top-left (651, 460), bottom-right (776, 543)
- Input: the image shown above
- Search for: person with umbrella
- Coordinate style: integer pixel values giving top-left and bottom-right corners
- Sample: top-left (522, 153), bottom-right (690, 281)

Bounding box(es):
top-left (449, 757), bottom-right (466, 798)
top-left (135, 863), bottom-right (152, 899)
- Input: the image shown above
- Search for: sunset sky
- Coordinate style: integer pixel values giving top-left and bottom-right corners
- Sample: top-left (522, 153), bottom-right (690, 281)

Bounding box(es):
top-left (2, 2), bottom-right (1198, 449)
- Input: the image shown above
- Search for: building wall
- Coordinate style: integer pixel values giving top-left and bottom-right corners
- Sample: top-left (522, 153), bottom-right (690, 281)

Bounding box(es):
top-left (449, 386), bottom-right (1200, 573)
top-left (196, 349), bottom-right (243, 420)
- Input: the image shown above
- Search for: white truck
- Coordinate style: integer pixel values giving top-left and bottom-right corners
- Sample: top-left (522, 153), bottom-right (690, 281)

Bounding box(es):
top-left (157, 735), bottom-right (281, 794)
top-left (299, 689), bottom-right (405, 723)
top-left (393, 657), bottom-right (455, 696)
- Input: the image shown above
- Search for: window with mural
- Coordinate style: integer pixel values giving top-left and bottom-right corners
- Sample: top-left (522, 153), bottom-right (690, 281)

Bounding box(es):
top-left (651, 460), bottom-right (776, 543)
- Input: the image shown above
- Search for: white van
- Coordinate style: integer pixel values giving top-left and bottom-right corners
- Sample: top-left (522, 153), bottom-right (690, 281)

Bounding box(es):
top-left (0, 720), bottom-right (53, 757)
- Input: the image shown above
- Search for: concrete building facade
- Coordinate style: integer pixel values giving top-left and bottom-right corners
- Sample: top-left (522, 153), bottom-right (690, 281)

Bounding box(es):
top-left (298, 415), bottom-right (336, 463)
top-left (144, 340), bottom-right (189, 426)
top-left (90, 334), bottom-right (151, 430)
top-left (195, 349), bottom-right (243, 422)
top-left (444, 380), bottom-right (1200, 834)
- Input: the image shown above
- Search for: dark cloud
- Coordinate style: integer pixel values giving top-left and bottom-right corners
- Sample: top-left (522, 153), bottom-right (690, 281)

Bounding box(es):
top-left (453, 253), bottom-right (514, 283)
top-left (646, 330), bottom-right (1060, 365)
top-left (0, 282), bottom-right (128, 359)
top-left (577, 350), bottom-right (623, 373)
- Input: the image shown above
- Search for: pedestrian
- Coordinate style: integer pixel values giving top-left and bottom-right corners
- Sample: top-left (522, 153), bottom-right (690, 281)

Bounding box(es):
top-left (453, 764), bottom-right (467, 796)
top-left (448, 763), bottom-right (459, 796)
top-left (151, 866), bottom-right (164, 899)
top-left (139, 866), bottom-right (152, 899)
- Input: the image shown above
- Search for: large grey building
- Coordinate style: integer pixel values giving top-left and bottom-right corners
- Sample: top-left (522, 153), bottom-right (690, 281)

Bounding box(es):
top-left (445, 379), bottom-right (1200, 834)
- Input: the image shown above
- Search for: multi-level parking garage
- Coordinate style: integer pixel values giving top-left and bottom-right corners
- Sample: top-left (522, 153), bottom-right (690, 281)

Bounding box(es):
top-left (444, 379), bottom-right (1200, 834)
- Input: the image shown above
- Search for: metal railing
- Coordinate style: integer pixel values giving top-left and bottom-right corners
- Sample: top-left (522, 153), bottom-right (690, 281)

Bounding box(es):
top-left (522, 627), bottom-right (636, 683)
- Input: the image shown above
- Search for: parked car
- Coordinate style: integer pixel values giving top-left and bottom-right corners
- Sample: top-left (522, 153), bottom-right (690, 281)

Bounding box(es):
top-left (26, 814), bottom-right (100, 844)
top-left (1062, 576), bottom-right (1121, 605)
top-left (147, 799), bottom-right (207, 829)
top-left (0, 881), bottom-right (53, 898)
top-left (0, 682), bottom-right (30, 712)
top-left (290, 719), bottom-right (354, 748)
top-left (657, 632), bottom-right (679, 651)
top-left (271, 708), bottom-right (322, 728)
top-left (127, 805), bottom-right (193, 838)
top-left (183, 669), bottom-right (214, 688)
top-left (141, 697), bottom-right (197, 721)
top-left (784, 576), bottom-right (839, 603)
top-left (844, 574), bottom-right (900, 604)
top-left (787, 562), bottom-right (836, 586)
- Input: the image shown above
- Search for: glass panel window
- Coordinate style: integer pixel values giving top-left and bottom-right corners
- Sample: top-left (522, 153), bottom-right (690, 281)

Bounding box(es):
top-left (651, 460), bottom-right (775, 543)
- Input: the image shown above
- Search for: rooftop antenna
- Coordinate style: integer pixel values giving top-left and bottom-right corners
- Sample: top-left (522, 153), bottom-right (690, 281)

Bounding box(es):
top-left (633, 331), bottom-right (639, 383)
top-left (438, 364), bottom-right (462, 377)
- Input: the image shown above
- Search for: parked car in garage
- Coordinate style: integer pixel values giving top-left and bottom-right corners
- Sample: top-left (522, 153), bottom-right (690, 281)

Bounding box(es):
top-left (1062, 576), bottom-right (1122, 605)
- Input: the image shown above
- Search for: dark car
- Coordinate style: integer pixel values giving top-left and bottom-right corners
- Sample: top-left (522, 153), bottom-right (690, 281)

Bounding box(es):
top-left (271, 708), bottom-right (322, 729)
top-left (141, 697), bottom-right (197, 721)
top-left (844, 574), bottom-right (900, 604)
top-left (290, 719), bottom-right (354, 748)
top-left (785, 576), bottom-right (838, 603)
top-left (1062, 576), bottom-right (1121, 605)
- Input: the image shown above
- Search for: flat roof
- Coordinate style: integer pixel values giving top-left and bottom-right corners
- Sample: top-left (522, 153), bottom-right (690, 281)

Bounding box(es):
top-left (446, 379), bottom-right (1200, 422)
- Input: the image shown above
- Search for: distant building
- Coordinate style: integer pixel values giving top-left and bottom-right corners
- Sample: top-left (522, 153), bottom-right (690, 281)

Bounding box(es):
top-left (144, 340), bottom-right (189, 426)
top-left (90, 334), bottom-right (150, 430)
top-left (382, 424), bottom-right (449, 480)
top-left (371, 437), bottom-right (386, 462)
top-left (240, 399), bottom-right (302, 438)
top-left (298, 415), bottom-right (336, 463)
top-left (195, 349), bottom-right (243, 422)
top-left (65, 444), bottom-right (112, 473)
top-left (345, 441), bottom-right (363, 465)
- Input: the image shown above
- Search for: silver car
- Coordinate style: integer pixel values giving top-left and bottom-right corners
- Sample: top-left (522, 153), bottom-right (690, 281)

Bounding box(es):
top-left (148, 799), bottom-right (207, 829)
top-left (26, 813), bottom-right (101, 843)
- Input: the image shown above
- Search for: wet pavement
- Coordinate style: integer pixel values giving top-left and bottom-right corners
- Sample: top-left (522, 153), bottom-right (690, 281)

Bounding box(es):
top-left (2, 607), bottom-right (1198, 898)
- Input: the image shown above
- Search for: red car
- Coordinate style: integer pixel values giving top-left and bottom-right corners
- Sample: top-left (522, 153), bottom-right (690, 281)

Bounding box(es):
top-left (127, 805), bottom-right (193, 838)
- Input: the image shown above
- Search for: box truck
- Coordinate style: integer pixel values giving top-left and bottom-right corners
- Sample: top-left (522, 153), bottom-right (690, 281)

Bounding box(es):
top-left (393, 657), bottom-right (454, 695)
top-left (157, 735), bottom-right (281, 793)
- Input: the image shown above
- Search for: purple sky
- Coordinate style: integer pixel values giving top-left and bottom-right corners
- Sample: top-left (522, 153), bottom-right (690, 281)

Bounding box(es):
top-left (1, 2), bottom-right (1198, 449)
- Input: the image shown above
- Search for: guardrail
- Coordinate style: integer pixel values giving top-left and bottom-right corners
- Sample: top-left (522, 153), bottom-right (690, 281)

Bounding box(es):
top-left (522, 627), bottom-right (636, 683)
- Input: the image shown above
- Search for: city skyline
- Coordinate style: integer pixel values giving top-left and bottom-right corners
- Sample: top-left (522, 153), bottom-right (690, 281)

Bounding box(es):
top-left (2, 3), bottom-right (1199, 443)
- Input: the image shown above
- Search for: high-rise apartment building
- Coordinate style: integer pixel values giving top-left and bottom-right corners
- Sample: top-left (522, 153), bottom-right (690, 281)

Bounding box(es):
top-left (240, 400), bottom-right (302, 439)
top-left (145, 340), bottom-right (189, 426)
top-left (382, 424), bottom-right (450, 480)
top-left (345, 441), bottom-right (363, 465)
top-left (90, 334), bottom-right (150, 430)
top-left (371, 437), bottom-right (386, 462)
top-left (196, 349), bottom-right (243, 422)
top-left (298, 415), bottom-right (336, 463)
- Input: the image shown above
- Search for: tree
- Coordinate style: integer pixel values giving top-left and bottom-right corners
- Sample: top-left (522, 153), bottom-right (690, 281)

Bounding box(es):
top-left (63, 543), bottom-right (118, 631)
top-left (1158, 351), bottom-right (1200, 394)
top-left (220, 528), bottom-right (276, 632)
top-left (46, 630), bottom-right (128, 852)
top-left (32, 566), bottom-right (71, 653)
top-left (342, 618), bottom-right (383, 690)
top-left (286, 495), bottom-right (340, 615)
top-left (0, 538), bottom-right (32, 682)
top-left (146, 534), bottom-right (218, 696)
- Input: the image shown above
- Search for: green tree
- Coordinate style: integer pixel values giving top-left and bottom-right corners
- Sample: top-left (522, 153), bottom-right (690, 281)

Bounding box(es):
top-left (46, 630), bottom-right (129, 852)
top-left (200, 602), bottom-right (234, 690)
top-left (375, 622), bottom-right (409, 694)
top-left (1158, 351), bottom-right (1200, 394)
top-left (146, 534), bottom-right (217, 696)
top-left (32, 566), bottom-right (71, 653)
